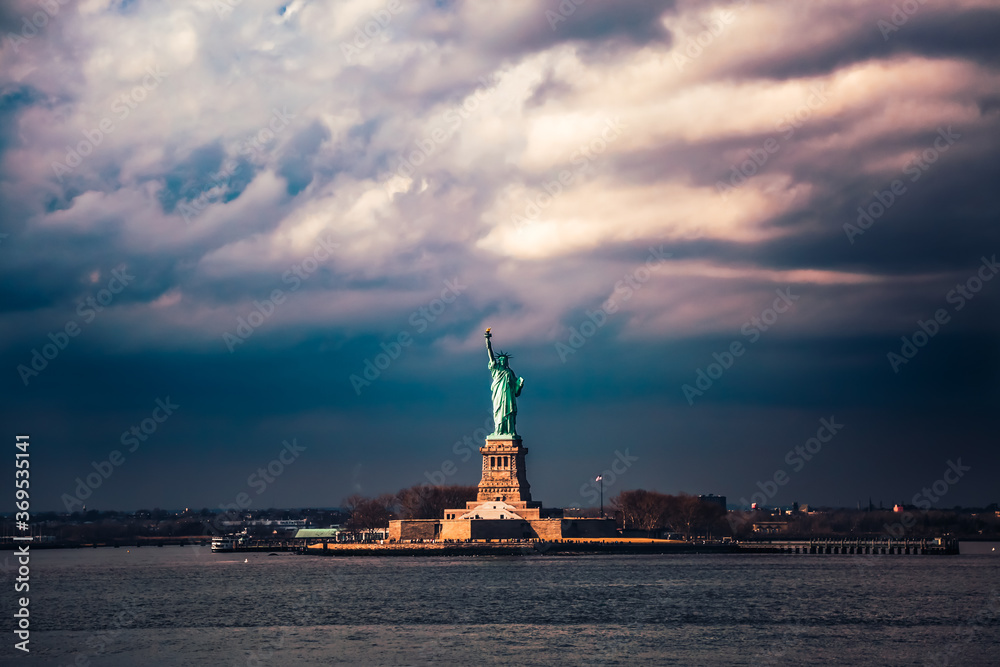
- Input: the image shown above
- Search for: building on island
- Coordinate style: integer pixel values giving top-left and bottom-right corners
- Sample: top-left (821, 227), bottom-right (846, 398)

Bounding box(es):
top-left (699, 494), bottom-right (727, 511)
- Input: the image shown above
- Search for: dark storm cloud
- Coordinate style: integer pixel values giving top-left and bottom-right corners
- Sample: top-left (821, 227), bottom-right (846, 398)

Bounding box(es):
top-left (277, 121), bottom-right (331, 195)
top-left (0, 0), bottom-right (59, 34)
top-left (156, 142), bottom-right (229, 214)
top-left (413, 0), bottom-right (676, 59)
top-left (524, 68), bottom-right (575, 108)
top-left (0, 84), bottom-right (47, 153)
top-left (1, 0), bottom-right (997, 510)
top-left (886, 7), bottom-right (1000, 68)
top-left (603, 77), bottom-right (1000, 286)
top-left (530, 0), bottom-right (675, 49)
top-left (727, 5), bottom-right (1000, 81)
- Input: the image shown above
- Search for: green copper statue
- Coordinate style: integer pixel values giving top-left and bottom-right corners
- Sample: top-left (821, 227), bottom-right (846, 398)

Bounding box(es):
top-left (485, 328), bottom-right (524, 437)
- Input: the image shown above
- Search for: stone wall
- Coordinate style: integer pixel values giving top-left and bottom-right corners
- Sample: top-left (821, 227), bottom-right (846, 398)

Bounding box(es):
top-left (469, 520), bottom-right (534, 540)
top-left (440, 520), bottom-right (471, 541)
top-left (529, 519), bottom-right (564, 541)
top-left (389, 519), bottom-right (438, 542)
top-left (392, 516), bottom-right (619, 542)
top-left (561, 518), bottom-right (618, 538)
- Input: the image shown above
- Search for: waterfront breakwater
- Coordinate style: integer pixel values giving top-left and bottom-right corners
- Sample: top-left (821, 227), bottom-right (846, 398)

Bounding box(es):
top-left (298, 537), bottom-right (958, 557)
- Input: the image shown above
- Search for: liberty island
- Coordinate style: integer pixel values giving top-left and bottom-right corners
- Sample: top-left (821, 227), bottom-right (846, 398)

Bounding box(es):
top-left (388, 329), bottom-right (618, 541)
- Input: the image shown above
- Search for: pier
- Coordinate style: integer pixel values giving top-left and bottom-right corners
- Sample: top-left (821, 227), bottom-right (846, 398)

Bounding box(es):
top-left (736, 538), bottom-right (958, 555)
top-left (1, 536), bottom-right (962, 555)
top-left (292, 537), bottom-right (960, 557)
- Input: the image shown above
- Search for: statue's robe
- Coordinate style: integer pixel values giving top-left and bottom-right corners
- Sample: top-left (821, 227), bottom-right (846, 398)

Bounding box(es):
top-left (489, 360), bottom-right (521, 435)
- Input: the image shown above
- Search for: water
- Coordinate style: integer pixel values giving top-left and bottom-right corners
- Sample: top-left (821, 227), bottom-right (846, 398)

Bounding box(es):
top-left (5, 547), bottom-right (998, 665)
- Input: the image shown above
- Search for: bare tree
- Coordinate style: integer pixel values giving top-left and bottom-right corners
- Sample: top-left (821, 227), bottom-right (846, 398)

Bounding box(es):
top-left (666, 493), bottom-right (725, 540)
top-left (612, 490), bottom-right (727, 539)
top-left (397, 484), bottom-right (478, 520)
top-left (612, 489), bottom-right (670, 536)
top-left (342, 494), bottom-right (397, 539)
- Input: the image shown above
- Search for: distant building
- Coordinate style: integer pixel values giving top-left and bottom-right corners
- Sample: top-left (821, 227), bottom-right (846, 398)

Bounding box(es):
top-left (752, 521), bottom-right (788, 534)
top-left (699, 494), bottom-right (727, 510)
top-left (294, 527), bottom-right (343, 541)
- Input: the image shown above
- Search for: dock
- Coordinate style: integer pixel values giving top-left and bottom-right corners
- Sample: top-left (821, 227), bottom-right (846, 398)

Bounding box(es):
top-left (734, 538), bottom-right (957, 555)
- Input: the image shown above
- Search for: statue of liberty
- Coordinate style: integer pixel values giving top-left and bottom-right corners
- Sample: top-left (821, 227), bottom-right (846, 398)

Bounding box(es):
top-left (485, 328), bottom-right (524, 437)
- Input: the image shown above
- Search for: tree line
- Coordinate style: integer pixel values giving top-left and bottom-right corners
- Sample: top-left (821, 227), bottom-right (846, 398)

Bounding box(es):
top-left (339, 485), bottom-right (1000, 541)
top-left (340, 486), bottom-right (730, 539)
top-left (611, 490), bottom-right (727, 538)
top-left (341, 484), bottom-right (479, 536)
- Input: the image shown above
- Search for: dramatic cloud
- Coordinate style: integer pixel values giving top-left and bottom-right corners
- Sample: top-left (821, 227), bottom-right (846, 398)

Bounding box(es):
top-left (1, 0), bottom-right (997, 511)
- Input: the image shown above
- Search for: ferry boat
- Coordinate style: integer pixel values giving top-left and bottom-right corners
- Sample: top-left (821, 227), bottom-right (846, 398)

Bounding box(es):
top-left (211, 535), bottom-right (246, 552)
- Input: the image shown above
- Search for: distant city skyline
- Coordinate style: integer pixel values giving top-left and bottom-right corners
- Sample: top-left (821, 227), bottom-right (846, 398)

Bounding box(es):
top-left (1, 0), bottom-right (998, 512)
top-left (29, 499), bottom-right (1000, 515)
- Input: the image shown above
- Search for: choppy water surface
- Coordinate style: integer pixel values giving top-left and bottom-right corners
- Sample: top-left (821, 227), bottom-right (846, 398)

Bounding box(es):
top-left (5, 547), bottom-right (998, 665)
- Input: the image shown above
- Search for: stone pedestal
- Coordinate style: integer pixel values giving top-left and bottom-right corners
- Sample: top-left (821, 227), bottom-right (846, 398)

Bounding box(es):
top-left (477, 436), bottom-right (532, 503)
top-left (395, 434), bottom-right (619, 543)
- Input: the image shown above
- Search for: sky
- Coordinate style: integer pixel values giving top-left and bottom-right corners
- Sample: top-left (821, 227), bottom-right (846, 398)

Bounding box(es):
top-left (1, 0), bottom-right (998, 513)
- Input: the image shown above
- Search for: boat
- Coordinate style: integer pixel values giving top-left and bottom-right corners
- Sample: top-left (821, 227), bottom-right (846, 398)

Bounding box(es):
top-left (211, 534), bottom-right (246, 552)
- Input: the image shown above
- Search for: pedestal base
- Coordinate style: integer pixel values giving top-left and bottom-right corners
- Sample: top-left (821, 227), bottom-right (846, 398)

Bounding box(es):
top-left (477, 437), bottom-right (532, 503)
